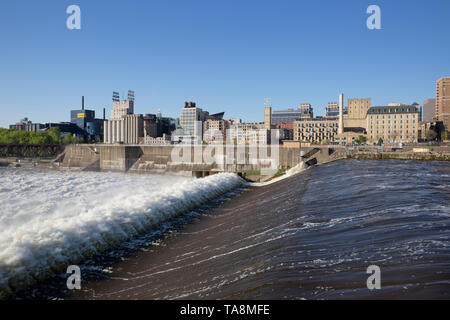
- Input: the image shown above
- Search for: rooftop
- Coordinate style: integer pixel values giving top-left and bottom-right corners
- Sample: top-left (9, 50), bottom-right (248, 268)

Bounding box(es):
top-left (368, 105), bottom-right (419, 114)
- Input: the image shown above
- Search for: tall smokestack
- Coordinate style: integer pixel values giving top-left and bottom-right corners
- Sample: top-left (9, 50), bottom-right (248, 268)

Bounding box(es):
top-left (338, 93), bottom-right (344, 134)
top-left (103, 108), bottom-right (106, 120)
top-left (82, 96), bottom-right (85, 111)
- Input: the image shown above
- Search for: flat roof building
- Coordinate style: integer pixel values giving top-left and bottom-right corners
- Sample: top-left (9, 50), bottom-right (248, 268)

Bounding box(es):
top-left (366, 105), bottom-right (420, 143)
top-left (293, 118), bottom-right (338, 144)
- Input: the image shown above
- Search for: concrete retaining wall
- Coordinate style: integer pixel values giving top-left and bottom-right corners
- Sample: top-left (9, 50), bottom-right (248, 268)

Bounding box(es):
top-left (61, 144), bottom-right (317, 174)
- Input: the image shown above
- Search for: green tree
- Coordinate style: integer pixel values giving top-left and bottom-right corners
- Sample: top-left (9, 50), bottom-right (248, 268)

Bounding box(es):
top-left (63, 133), bottom-right (74, 144)
top-left (377, 137), bottom-right (383, 146)
top-left (47, 127), bottom-right (61, 144)
top-left (358, 135), bottom-right (367, 145)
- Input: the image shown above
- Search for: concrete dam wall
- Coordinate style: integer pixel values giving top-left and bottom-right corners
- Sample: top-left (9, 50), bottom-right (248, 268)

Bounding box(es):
top-left (60, 144), bottom-right (338, 176)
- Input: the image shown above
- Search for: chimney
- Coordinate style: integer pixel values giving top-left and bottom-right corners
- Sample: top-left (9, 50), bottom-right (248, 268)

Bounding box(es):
top-left (82, 96), bottom-right (85, 110)
top-left (338, 93), bottom-right (344, 134)
top-left (103, 108), bottom-right (106, 120)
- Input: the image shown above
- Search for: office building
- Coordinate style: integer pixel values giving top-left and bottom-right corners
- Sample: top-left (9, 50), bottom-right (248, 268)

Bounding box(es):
top-left (293, 118), bottom-right (339, 143)
top-left (436, 77), bottom-right (450, 132)
top-left (179, 101), bottom-right (225, 143)
top-left (179, 102), bottom-right (209, 143)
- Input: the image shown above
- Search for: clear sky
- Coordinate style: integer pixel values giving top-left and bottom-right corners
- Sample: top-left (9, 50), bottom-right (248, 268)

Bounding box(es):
top-left (0, 0), bottom-right (449, 128)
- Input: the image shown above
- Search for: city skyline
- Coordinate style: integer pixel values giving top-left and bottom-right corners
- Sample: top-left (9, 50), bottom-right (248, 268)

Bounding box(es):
top-left (1, 0), bottom-right (450, 128)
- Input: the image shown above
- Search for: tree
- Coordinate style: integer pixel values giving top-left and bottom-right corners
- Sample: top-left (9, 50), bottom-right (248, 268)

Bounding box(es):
top-left (47, 127), bottom-right (61, 144)
top-left (62, 133), bottom-right (78, 145)
top-left (355, 135), bottom-right (367, 145)
top-left (425, 129), bottom-right (437, 141)
top-left (377, 137), bottom-right (383, 146)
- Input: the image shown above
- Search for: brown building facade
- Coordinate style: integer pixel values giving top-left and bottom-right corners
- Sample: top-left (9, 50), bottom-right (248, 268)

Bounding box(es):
top-left (436, 77), bottom-right (450, 132)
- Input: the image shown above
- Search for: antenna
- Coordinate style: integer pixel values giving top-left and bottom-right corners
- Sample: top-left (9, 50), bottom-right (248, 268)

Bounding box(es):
top-left (128, 90), bottom-right (135, 102)
top-left (112, 91), bottom-right (120, 102)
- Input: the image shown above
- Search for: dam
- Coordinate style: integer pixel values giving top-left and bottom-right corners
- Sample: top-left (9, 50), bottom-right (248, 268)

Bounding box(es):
top-left (59, 144), bottom-right (343, 180)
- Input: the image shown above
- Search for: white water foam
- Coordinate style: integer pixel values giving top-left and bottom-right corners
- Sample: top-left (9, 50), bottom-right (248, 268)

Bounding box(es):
top-left (0, 169), bottom-right (243, 298)
top-left (251, 162), bottom-right (308, 187)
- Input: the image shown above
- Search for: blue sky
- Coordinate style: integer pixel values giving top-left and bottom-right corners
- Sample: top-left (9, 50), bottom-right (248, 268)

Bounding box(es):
top-left (0, 0), bottom-right (449, 128)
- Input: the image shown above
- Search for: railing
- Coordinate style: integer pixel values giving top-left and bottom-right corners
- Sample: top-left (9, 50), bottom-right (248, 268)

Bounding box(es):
top-left (0, 144), bottom-right (63, 158)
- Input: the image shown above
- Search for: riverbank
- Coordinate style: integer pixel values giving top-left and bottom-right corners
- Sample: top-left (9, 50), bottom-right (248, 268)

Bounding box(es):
top-left (348, 152), bottom-right (450, 161)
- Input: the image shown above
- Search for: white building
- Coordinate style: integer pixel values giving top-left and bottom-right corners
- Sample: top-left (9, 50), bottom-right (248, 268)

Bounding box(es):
top-left (104, 92), bottom-right (143, 144)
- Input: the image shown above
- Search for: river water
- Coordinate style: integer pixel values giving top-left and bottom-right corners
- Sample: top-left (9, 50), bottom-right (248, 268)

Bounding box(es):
top-left (2, 160), bottom-right (450, 299)
top-left (64, 160), bottom-right (449, 300)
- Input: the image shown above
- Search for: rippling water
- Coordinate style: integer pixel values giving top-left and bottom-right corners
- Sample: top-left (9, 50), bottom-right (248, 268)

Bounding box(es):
top-left (67, 160), bottom-right (450, 300)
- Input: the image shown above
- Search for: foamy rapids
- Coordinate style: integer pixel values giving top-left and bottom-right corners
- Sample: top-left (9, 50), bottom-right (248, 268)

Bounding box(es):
top-left (0, 169), bottom-right (244, 298)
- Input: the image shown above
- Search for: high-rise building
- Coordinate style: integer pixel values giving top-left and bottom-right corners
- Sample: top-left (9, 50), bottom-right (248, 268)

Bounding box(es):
top-left (104, 90), bottom-right (143, 144)
top-left (422, 98), bottom-right (436, 123)
top-left (436, 77), bottom-right (450, 131)
top-left (179, 102), bottom-right (225, 143)
top-left (179, 102), bottom-right (209, 143)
